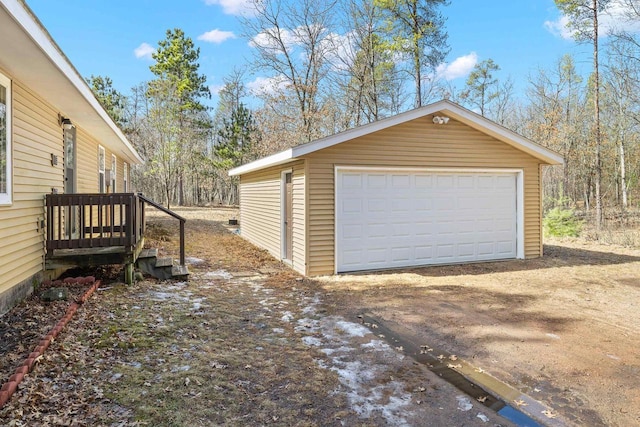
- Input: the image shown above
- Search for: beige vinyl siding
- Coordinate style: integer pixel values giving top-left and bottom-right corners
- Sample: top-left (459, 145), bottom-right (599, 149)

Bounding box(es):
top-left (0, 78), bottom-right (63, 295)
top-left (76, 128), bottom-right (122, 192)
top-left (305, 118), bottom-right (542, 276)
top-left (239, 160), bottom-right (305, 274)
top-left (0, 74), bottom-right (122, 298)
top-left (76, 126), bottom-right (101, 193)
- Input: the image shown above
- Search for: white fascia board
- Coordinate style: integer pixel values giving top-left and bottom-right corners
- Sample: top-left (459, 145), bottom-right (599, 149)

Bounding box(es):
top-left (228, 149), bottom-right (294, 176)
top-left (229, 99), bottom-right (563, 176)
top-left (292, 102), bottom-right (449, 157)
top-left (2, 0), bottom-right (143, 164)
top-left (439, 104), bottom-right (564, 165)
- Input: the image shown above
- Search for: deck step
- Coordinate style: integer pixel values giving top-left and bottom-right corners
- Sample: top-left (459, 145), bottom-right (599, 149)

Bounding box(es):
top-left (135, 250), bottom-right (189, 281)
top-left (138, 248), bottom-right (158, 259)
top-left (154, 257), bottom-right (173, 268)
top-left (171, 265), bottom-right (190, 279)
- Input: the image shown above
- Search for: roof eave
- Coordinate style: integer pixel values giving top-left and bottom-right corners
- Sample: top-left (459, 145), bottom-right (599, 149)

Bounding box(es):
top-left (228, 149), bottom-right (294, 176)
top-left (0, 0), bottom-right (143, 165)
top-left (228, 99), bottom-right (564, 176)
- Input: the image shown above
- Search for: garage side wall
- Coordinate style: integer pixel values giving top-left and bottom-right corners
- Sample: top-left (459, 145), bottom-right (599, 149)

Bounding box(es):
top-left (238, 161), bottom-right (305, 274)
top-left (305, 118), bottom-right (542, 276)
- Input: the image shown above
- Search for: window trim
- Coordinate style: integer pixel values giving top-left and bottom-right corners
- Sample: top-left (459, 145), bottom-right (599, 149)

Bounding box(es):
top-left (98, 145), bottom-right (105, 193)
top-left (0, 71), bottom-right (12, 205)
top-left (111, 153), bottom-right (117, 192)
top-left (123, 162), bottom-right (128, 192)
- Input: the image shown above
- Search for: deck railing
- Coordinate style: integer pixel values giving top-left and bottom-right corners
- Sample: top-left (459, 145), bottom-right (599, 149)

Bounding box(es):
top-left (137, 193), bottom-right (186, 265)
top-left (45, 193), bottom-right (186, 267)
top-left (45, 193), bottom-right (144, 252)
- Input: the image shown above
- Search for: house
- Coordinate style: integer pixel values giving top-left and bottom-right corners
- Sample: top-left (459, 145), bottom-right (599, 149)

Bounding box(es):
top-left (0, 0), bottom-right (145, 315)
top-left (229, 100), bottom-right (563, 276)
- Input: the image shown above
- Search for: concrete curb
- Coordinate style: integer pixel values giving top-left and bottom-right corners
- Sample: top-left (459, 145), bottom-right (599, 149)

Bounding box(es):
top-left (0, 277), bottom-right (101, 409)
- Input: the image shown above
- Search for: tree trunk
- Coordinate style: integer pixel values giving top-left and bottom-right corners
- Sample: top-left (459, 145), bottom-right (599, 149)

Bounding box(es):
top-left (620, 139), bottom-right (628, 209)
top-left (592, 0), bottom-right (603, 230)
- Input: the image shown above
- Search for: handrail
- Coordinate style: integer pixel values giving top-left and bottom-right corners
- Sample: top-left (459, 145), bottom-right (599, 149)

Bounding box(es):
top-left (137, 193), bottom-right (186, 266)
top-left (137, 193), bottom-right (186, 223)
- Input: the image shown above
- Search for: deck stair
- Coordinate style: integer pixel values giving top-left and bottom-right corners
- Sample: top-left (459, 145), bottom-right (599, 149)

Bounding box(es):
top-left (137, 248), bottom-right (189, 281)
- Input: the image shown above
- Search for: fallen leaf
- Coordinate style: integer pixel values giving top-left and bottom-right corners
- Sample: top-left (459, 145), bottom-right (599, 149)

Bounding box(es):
top-left (514, 399), bottom-right (528, 407)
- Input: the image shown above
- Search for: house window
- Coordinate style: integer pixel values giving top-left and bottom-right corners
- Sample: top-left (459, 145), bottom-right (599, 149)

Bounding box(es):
top-left (111, 154), bottom-right (117, 192)
top-left (0, 71), bottom-right (11, 205)
top-left (123, 162), bottom-right (128, 192)
top-left (98, 145), bottom-right (105, 193)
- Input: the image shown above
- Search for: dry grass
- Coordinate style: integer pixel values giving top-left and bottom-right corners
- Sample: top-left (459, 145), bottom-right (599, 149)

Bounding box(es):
top-left (1, 208), bottom-right (391, 426)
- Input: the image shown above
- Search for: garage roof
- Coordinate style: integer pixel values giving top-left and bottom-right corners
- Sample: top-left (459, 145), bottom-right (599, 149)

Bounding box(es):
top-left (0, 0), bottom-right (143, 165)
top-left (229, 99), bottom-right (563, 176)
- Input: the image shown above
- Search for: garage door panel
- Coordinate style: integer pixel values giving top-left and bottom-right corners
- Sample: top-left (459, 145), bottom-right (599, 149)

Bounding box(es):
top-left (336, 170), bottom-right (518, 272)
top-left (391, 198), bottom-right (412, 212)
top-left (367, 174), bottom-right (387, 188)
top-left (341, 173), bottom-right (363, 189)
top-left (391, 247), bottom-right (412, 262)
top-left (437, 175), bottom-right (455, 188)
top-left (415, 175), bottom-right (433, 188)
top-left (392, 174), bottom-right (411, 188)
top-left (342, 198), bottom-right (362, 214)
top-left (367, 199), bottom-right (386, 213)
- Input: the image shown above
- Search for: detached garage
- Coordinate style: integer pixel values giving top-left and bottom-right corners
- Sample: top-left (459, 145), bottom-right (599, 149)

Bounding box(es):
top-left (229, 100), bottom-right (563, 276)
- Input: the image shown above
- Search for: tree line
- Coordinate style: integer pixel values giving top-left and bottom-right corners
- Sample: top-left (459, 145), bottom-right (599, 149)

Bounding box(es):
top-left (88, 0), bottom-right (640, 230)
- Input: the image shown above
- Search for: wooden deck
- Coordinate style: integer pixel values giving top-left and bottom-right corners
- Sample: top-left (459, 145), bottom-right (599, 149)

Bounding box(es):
top-left (45, 193), bottom-right (186, 283)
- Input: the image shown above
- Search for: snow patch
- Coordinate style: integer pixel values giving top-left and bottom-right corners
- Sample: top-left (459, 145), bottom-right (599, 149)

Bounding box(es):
top-left (204, 270), bottom-right (233, 280)
top-left (335, 320), bottom-right (370, 337)
top-left (302, 336), bottom-right (323, 347)
top-left (281, 311), bottom-right (294, 322)
top-left (456, 395), bottom-right (473, 411)
top-left (294, 313), bottom-right (413, 425)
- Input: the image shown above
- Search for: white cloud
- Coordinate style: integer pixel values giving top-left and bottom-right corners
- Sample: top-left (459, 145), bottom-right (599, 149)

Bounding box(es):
top-left (434, 52), bottom-right (478, 81)
top-left (545, 0), bottom-right (640, 40)
top-left (544, 15), bottom-right (573, 39)
top-left (134, 42), bottom-right (155, 60)
top-left (204, 0), bottom-right (257, 17)
top-left (246, 75), bottom-right (290, 96)
top-left (250, 27), bottom-right (297, 50)
top-left (209, 84), bottom-right (224, 96)
top-left (197, 29), bottom-right (236, 44)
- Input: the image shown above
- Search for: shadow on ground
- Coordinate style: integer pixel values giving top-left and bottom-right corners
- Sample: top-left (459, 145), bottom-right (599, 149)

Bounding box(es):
top-left (340, 244), bottom-right (640, 279)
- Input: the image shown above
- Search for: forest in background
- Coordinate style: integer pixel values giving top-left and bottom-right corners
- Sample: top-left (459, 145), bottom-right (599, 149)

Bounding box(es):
top-left (87, 0), bottom-right (640, 239)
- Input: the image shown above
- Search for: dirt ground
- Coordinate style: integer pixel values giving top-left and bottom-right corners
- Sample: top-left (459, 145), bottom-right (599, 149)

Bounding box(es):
top-left (317, 237), bottom-right (640, 427)
top-left (0, 206), bottom-right (510, 426)
top-left (1, 206), bottom-right (637, 426)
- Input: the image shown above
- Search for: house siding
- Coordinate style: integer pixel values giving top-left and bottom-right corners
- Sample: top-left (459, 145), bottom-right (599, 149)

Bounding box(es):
top-left (305, 117), bottom-right (542, 276)
top-left (0, 75), bottom-right (129, 314)
top-left (239, 160), bottom-right (305, 274)
top-left (0, 78), bottom-right (63, 306)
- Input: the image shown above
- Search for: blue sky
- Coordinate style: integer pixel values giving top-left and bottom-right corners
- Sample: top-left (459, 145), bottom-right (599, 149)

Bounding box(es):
top-left (24, 0), bottom-right (640, 108)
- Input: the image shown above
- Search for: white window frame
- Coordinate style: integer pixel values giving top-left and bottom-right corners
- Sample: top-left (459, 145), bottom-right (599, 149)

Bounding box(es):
top-left (111, 154), bottom-right (117, 192)
top-left (0, 71), bottom-right (12, 205)
top-left (280, 169), bottom-right (293, 263)
top-left (98, 145), bottom-right (105, 193)
top-left (123, 162), bottom-right (129, 192)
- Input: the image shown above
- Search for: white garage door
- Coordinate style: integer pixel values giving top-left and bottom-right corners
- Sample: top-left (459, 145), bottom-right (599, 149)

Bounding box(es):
top-left (336, 168), bottom-right (519, 272)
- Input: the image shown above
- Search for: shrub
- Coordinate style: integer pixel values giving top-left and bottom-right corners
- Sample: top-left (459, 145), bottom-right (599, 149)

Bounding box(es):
top-left (543, 206), bottom-right (583, 237)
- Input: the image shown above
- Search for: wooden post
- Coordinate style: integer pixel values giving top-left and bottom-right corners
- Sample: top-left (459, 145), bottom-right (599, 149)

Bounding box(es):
top-left (125, 262), bottom-right (134, 285)
top-left (179, 220), bottom-right (185, 266)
